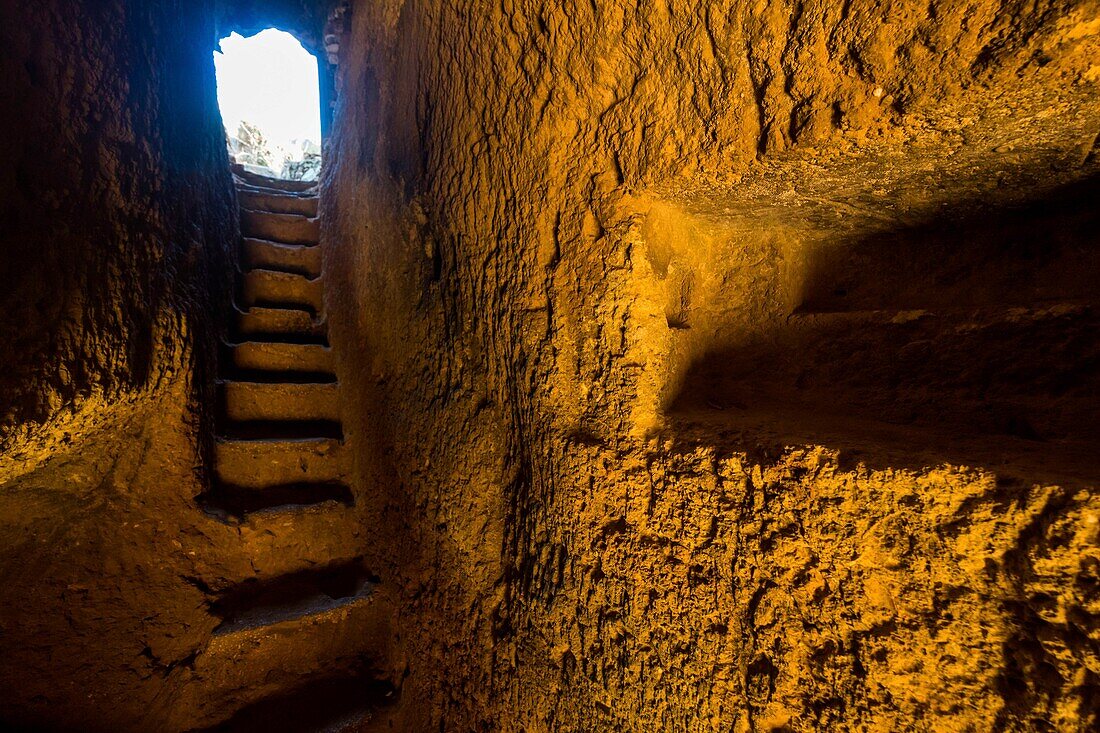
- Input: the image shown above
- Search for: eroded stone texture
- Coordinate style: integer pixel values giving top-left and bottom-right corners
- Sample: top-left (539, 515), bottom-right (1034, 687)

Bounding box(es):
top-left (0, 1), bottom-right (234, 471)
top-left (324, 1), bottom-right (1100, 730)
top-left (0, 2), bottom-right (392, 731)
top-left (0, 0), bottom-right (1097, 730)
top-left (0, 0), bottom-right (238, 727)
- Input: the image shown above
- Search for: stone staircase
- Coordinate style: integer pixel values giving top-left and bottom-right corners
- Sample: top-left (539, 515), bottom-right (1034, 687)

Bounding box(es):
top-left (186, 170), bottom-right (396, 731)
top-left (211, 173), bottom-right (347, 515)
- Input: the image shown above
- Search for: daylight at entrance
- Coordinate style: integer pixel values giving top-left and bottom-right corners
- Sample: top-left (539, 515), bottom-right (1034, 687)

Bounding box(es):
top-left (214, 29), bottom-right (322, 180)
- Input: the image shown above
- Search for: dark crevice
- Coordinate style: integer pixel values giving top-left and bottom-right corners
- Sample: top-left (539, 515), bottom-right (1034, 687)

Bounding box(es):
top-left (232, 299), bottom-right (325, 320)
top-left (242, 263), bottom-right (320, 279)
top-left (194, 676), bottom-right (397, 733)
top-left (216, 420), bottom-right (344, 440)
top-left (198, 481), bottom-right (353, 516)
top-left (239, 297), bottom-right (320, 316)
top-left (231, 329), bottom-right (329, 346)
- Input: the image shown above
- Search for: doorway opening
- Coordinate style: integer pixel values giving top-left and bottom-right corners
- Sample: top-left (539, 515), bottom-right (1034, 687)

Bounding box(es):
top-left (214, 29), bottom-right (322, 181)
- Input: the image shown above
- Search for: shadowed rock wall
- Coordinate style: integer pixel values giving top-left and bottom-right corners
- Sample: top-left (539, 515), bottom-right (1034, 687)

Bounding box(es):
top-left (0, 1), bottom-right (236, 471)
top-left (325, 0), bottom-right (1100, 730)
top-left (0, 1), bottom-right (234, 728)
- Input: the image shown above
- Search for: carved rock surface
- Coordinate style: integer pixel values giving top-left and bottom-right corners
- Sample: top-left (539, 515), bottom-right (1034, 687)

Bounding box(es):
top-left (323, 1), bottom-right (1100, 731)
top-left (1, 0), bottom-right (1098, 731)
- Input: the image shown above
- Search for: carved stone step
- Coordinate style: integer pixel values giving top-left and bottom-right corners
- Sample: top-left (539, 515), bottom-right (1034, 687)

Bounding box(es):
top-left (227, 503), bottom-right (365, 579)
top-left (236, 306), bottom-right (326, 341)
top-left (221, 381), bottom-right (340, 423)
top-left (181, 586), bottom-right (395, 730)
top-left (242, 238), bottom-right (322, 278)
top-left (232, 164), bottom-right (318, 193)
top-left (674, 302), bottom-right (1098, 445)
top-left (230, 342), bottom-right (334, 374)
top-left (210, 562), bottom-right (376, 633)
top-left (240, 269), bottom-right (324, 313)
top-left (214, 437), bottom-right (345, 489)
top-left (240, 209), bottom-right (319, 246)
top-left (237, 189), bottom-right (318, 217)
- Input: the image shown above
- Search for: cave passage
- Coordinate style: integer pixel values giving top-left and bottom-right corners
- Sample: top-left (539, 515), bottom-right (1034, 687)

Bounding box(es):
top-left (1, 0), bottom-right (1099, 730)
top-left (214, 28), bottom-right (322, 181)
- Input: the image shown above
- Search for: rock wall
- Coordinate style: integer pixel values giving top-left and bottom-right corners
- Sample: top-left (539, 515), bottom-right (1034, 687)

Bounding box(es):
top-left (0, 1), bottom-right (232, 729)
top-left (325, 0), bottom-right (1100, 730)
top-left (0, 0), bottom-right (236, 474)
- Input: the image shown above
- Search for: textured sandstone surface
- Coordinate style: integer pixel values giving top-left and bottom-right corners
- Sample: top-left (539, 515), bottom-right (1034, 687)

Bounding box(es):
top-left (0, 1), bottom-right (245, 727)
top-left (0, 2), bottom-right (386, 731)
top-left (0, 0), bottom-right (1097, 730)
top-left (323, 1), bottom-right (1100, 730)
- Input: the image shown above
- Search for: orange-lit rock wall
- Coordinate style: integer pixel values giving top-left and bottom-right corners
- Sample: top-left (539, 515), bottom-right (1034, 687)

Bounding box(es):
top-left (325, 0), bottom-right (1100, 730)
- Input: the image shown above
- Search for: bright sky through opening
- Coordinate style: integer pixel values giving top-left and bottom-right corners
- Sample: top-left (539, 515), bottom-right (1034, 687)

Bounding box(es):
top-left (214, 29), bottom-right (321, 164)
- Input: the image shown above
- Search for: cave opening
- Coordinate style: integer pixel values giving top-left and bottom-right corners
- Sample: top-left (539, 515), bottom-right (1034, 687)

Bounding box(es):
top-left (214, 28), bottom-right (322, 181)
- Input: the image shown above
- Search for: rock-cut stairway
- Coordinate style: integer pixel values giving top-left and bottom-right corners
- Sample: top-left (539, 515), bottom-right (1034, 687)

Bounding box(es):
top-left (213, 174), bottom-right (348, 515)
top-left (186, 168), bottom-right (396, 732)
